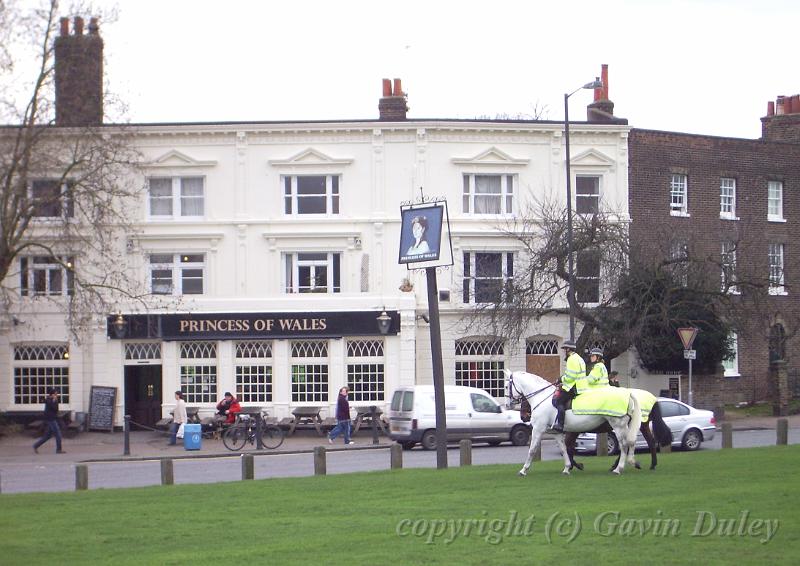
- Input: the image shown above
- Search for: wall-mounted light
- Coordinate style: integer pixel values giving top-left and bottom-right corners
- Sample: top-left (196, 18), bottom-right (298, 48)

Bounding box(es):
top-left (376, 310), bottom-right (392, 335)
top-left (112, 313), bottom-right (127, 338)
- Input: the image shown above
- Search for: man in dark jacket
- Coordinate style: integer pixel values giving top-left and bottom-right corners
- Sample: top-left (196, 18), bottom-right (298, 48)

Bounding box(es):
top-left (33, 388), bottom-right (65, 454)
top-left (327, 386), bottom-right (354, 445)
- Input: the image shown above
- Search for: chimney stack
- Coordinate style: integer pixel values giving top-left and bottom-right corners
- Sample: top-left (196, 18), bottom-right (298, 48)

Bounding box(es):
top-left (54, 15), bottom-right (104, 126)
top-left (761, 93), bottom-right (800, 142)
top-left (378, 77), bottom-right (408, 121)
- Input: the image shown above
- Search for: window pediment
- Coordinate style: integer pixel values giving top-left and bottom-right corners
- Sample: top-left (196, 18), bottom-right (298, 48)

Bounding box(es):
top-left (570, 149), bottom-right (614, 168)
top-left (145, 150), bottom-right (217, 169)
top-left (451, 146), bottom-right (529, 166)
top-left (268, 148), bottom-right (353, 167)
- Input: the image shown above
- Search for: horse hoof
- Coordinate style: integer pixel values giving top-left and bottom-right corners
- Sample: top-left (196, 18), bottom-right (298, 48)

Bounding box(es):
top-left (562, 469), bottom-right (571, 476)
top-left (635, 462), bottom-right (642, 470)
top-left (518, 471), bottom-right (527, 477)
top-left (650, 466), bottom-right (656, 471)
top-left (611, 469), bottom-right (621, 475)
top-left (576, 463), bottom-right (584, 471)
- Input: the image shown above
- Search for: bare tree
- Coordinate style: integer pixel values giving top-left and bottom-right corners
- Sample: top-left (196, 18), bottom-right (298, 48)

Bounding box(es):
top-left (0, 0), bottom-right (145, 339)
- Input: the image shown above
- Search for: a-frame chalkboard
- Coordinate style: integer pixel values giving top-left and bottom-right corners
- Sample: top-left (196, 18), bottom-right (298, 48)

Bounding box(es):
top-left (88, 386), bottom-right (117, 431)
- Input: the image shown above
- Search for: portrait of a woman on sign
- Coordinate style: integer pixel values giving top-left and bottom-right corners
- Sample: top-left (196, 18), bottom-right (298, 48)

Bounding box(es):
top-left (399, 205), bottom-right (443, 264)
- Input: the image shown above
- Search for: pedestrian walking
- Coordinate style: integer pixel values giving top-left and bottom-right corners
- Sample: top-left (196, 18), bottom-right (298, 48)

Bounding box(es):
top-left (168, 390), bottom-right (188, 445)
top-left (328, 386), bottom-right (355, 445)
top-left (33, 389), bottom-right (65, 454)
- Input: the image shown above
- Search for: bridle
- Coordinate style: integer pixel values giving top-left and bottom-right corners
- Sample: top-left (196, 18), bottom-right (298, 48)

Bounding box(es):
top-left (507, 372), bottom-right (557, 412)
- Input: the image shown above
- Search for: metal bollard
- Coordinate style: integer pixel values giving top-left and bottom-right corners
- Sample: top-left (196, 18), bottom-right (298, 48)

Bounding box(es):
top-left (777, 418), bottom-right (788, 446)
top-left (255, 414), bottom-right (264, 450)
top-left (721, 422), bottom-right (733, 449)
top-left (314, 446), bottom-right (327, 476)
top-left (161, 459), bottom-right (174, 485)
top-left (459, 439), bottom-right (472, 466)
top-left (242, 454), bottom-right (254, 480)
top-left (75, 464), bottom-right (88, 491)
top-left (390, 443), bottom-right (403, 469)
top-left (596, 432), bottom-right (608, 457)
top-left (123, 415), bottom-right (130, 456)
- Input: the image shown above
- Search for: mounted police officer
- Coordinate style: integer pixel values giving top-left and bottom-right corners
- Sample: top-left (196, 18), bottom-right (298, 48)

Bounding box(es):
top-left (586, 347), bottom-right (610, 389)
top-left (552, 339), bottom-right (587, 432)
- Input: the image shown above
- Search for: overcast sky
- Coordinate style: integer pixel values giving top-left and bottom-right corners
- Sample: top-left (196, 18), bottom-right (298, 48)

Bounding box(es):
top-left (89, 0), bottom-right (799, 139)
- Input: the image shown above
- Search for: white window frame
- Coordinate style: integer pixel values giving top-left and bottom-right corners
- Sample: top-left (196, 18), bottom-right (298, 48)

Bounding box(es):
top-left (13, 344), bottom-right (70, 406)
top-left (670, 174), bottom-right (689, 216)
top-left (721, 241), bottom-right (739, 294)
top-left (283, 252), bottom-right (341, 294)
top-left (670, 241), bottom-right (689, 287)
top-left (720, 178), bottom-right (737, 219)
top-left (575, 249), bottom-right (601, 304)
top-left (462, 251), bottom-right (513, 304)
top-left (282, 174), bottom-right (340, 215)
top-left (346, 339), bottom-right (385, 403)
top-left (149, 253), bottom-right (206, 296)
top-left (454, 339), bottom-right (506, 398)
top-left (179, 341), bottom-right (218, 404)
top-left (235, 341), bottom-right (273, 404)
top-left (768, 243), bottom-right (786, 295)
top-left (147, 176), bottom-right (205, 219)
top-left (20, 256), bottom-right (75, 297)
top-left (290, 340), bottom-right (329, 404)
top-left (30, 179), bottom-right (74, 219)
top-left (768, 181), bottom-right (785, 222)
top-left (576, 175), bottom-right (601, 215)
top-left (462, 174), bottom-right (514, 215)
top-left (723, 333), bottom-right (739, 377)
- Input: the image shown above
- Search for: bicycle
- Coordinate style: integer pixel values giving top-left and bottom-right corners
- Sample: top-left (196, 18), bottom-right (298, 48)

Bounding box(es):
top-left (222, 413), bottom-right (285, 451)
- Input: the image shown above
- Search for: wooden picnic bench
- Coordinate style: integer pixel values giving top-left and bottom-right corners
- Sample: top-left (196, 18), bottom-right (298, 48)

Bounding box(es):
top-left (353, 406), bottom-right (387, 435)
top-left (288, 406), bottom-right (325, 436)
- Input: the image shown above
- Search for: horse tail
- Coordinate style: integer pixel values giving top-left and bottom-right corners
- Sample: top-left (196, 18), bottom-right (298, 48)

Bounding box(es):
top-left (649, 401), bottom-right (673, 447)
top-left (626, 392), bottom-right (641, 448)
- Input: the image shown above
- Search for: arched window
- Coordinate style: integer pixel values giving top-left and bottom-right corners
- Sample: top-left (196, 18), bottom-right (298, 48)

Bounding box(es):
top-left (455, 338), bottom-right (506, 398)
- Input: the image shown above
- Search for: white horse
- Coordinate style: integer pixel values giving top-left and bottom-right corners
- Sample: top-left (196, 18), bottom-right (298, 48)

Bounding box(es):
top-left (505, 369), bottom-right (641, 476)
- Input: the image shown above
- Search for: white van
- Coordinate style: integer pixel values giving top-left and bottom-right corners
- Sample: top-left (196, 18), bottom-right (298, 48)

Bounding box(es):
top-left (388, 385), bottom-right (530, 450)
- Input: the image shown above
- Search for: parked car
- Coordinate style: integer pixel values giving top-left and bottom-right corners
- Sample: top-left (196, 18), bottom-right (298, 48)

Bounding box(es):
top-left (388, 385), bottom-right (531, 450)
top-left (575, 397), bottom-right (716, 454)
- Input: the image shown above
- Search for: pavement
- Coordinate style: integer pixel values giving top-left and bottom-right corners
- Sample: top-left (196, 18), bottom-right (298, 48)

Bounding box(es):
top-left (1, 414), bottom-right (798, 467)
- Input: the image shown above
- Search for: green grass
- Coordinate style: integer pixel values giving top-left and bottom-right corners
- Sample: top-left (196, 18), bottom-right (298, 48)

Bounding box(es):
top-left (2, 446), bottom-right (799, 565)
top-left (724, 399), bottom-right (800, 418)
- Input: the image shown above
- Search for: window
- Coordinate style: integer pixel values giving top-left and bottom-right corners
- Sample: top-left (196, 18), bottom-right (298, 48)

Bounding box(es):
top-left (471, 393), bottom-right (501, 413)
top-left (721, 241), bottom-right (738, 293)
top-left (283, 175), bottom-right (340, 215)
top-left (768, 243), bottom-right (785, 294)
top-left (768, 181), bottom-right (784, 221)
top-left (31, 180), bottom-right (73, 218)
top-left (455, 339), bottom-right (506, 398)
top-left (576, 250), bottom-right (600, 303)
top-left (670, 241), bottom-right (689, 286)
top-left (576, 176), bottom-right (600, 214)
top-left (149, 253), bottom-right (205, 295)
top-left (723, 333), bottom-right (739, 377)
top-left (180, 342), bottom-right (217, 403)
top-left (658, 400), bottom-right (689, 418)
top-left (284, 252), bottom-right (341, 293)
top-left (670, 174), bottom-right (688, 215)
top-left (462, 252), bottom-right (513, 304)
top-left (13, 344), bottom-right (70, 405)
top-left (462, 174), bottom-right (514, 214)
top-left (291, 340), bottom-right (328, 403)
top-left (20, 256), bottom-right (75, 297)
top-left (720, 178), bottom-right (736, 219)
top-left (347, 339), bottom-right (385, 402)
top-left (148, 177), bottom-right (205, 218)
top-left (235, 341), bottom-right (273, 403)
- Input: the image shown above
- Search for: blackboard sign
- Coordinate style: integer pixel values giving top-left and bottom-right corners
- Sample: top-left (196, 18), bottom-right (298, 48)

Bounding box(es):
top-left (88, 386), bottom-right (117, 431)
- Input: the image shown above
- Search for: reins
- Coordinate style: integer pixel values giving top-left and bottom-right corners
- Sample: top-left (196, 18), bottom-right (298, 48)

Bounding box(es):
top-left (509, 374), bottom-right (556, 411)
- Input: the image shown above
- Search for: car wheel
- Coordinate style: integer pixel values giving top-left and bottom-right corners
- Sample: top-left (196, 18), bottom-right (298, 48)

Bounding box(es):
top-left (401, 441), bottom-right (416, 450)
top-left (511, 425), bottom-right (531, 446)
top-left (607, 434), bottom-right (619, 455)
top-left (682, 429), bottom-right (702, 451)
top-left (421, 430), bottom-right (436, 450)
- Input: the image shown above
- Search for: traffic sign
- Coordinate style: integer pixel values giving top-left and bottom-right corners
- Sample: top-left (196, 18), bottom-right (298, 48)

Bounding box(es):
top-left (677, 327), bottom-right (699, 350)
top-left (684, 349), bottom-right (696, 360)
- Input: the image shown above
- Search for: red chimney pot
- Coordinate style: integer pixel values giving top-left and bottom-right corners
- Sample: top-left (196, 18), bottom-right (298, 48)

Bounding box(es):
top-left (60, 17), bottom-right (69, 36)
top-left (393, 78), bottom-right (402, 96)
top-left (74, 16), bottom-right (84, 35)
top-left (767, 101), bottom-right (775, 116)
top-left (382, 79), bottom-right (392, 97)
top-left (601, 64), bottom-right (609, 100)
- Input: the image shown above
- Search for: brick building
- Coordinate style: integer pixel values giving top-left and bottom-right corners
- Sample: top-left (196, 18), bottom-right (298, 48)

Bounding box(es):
top-left (628, 101), bottom-right (800, 406)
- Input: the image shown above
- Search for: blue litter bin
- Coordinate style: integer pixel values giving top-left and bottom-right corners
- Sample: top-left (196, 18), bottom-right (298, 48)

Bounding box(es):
top-left (183, 424), bottom-right (202, 450)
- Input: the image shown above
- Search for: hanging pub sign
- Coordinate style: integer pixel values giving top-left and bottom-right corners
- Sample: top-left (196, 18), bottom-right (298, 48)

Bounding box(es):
top-left (398, 200), bottom-right (453, 268)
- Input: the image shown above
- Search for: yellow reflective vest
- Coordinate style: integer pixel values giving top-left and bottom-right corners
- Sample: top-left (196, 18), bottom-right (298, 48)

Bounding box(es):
top-left (561, 352), bottom-right (588, 393)
top-left (587, 362), bottom-right (609, 389)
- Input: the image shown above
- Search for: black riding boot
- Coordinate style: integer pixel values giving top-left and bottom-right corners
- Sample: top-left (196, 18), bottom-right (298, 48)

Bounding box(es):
top-left (552, 400), bottom-right (565, 432)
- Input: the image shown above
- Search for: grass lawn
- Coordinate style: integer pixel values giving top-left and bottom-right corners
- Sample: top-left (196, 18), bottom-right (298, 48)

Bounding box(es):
top-left (2, 446), bottom-right (798, 565)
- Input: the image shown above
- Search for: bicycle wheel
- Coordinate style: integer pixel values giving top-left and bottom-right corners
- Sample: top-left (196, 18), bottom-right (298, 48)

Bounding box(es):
top-left (223, 424), bottom-right (247, 451)
top-left (260, 424), bottom-right (285, 449)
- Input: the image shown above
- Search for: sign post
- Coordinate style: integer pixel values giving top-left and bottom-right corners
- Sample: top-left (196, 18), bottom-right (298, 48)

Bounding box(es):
top-left (677, 328), bottom-right (699, 406)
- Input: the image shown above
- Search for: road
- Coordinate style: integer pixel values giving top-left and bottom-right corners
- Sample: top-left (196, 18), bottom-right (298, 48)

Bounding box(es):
top-left (1, 428), bottom-right (797, 494)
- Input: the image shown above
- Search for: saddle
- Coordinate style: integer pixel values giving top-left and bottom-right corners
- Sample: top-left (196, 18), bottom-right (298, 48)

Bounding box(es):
top-left (552, 387), bottom-right (575, 410)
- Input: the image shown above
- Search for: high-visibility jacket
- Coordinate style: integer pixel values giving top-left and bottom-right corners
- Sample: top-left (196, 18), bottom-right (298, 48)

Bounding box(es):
top-left (561, 352), bottom-right (587, 394)
top-left (586, 362), bottom-right (609, 389)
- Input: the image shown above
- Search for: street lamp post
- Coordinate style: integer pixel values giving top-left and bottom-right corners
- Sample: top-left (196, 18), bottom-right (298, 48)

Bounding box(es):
top-left (564, 77), bottom-right (603, 342)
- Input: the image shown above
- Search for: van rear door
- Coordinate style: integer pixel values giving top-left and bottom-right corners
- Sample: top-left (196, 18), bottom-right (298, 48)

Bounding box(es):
top-left (389, 389), bottom-right (414, 439)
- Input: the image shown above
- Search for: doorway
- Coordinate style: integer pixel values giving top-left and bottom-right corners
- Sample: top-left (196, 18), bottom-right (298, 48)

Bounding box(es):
top-left (124, 365), bottom-right (163, 429)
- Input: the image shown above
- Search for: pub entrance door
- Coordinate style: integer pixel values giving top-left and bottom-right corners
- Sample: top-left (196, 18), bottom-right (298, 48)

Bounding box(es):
top-left (124, 366), bottom-right (163, 429)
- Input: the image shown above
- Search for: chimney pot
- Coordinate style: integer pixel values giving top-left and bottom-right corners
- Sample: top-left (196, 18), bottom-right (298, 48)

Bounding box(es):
top-left (786, 97), bottom-right (794, 115)
top-left (776, 96), bottom-right (785, 115)
top-left (382, 79), bottom-right (392, 97)
top-left (393, 78), bottom-right (402, 96)
top-left (767, 101), bottom-right (775, 116)
top-left (792, 95), bottom-right (800, 114)
top-left (601, 64), bottom-right (609, 100)
top-left (74, 16), bottom-right (84, 35)
top-left (89, 17), bottom-right (99, 35)
top-left (60, 17), bottom-right (69, 36)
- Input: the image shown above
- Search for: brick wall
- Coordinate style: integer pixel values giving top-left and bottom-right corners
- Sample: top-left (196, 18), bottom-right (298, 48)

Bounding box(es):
top-left (629, 129), bottom-right (800, 404)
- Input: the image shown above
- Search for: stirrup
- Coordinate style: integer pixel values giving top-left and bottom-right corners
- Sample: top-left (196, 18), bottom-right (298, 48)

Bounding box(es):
top-left (551, 422), bottom-right (564, 432)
